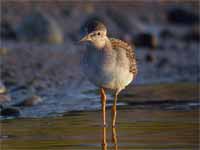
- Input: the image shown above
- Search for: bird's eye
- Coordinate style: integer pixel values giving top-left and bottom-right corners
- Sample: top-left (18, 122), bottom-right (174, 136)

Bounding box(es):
top-left (97, 32), bottom-right (100, 35)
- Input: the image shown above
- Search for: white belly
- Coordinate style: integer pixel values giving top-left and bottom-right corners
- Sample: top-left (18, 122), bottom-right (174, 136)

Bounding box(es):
top-left (98, 68), bottom-right (133, 90)
top-left (82, 46), bottom-right (134, 91)
top-left (84, 61), bottom-right (133, 91)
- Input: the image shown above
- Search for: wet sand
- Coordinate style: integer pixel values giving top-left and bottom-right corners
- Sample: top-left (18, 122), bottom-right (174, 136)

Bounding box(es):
top-left (1, 105), bottom-right (198, 150)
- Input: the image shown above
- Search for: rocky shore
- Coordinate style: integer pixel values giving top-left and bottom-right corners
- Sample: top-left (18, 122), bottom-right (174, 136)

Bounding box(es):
top-left (0, 1), bottom-right (199, 117)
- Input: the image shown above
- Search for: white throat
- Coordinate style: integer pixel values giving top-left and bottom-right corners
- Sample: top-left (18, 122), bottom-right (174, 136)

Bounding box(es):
top-left (92, 37), bottom-right (111, 49)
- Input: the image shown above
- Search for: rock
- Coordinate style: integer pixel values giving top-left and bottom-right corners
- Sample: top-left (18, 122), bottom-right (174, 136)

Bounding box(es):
top-left (16, 11), bottom-right (64, 44)
top-left (0, 20), bottom-right (17, 40)
top-left (0, 107), bottom-right (20, 117)
top-left (145, 53), bottom-right (155, 63)
top-left (0, 94), bottom-right (11, 103)
top-left (167, 8), bottom-right (199, 25)
top-left (159, 29), bottom-right (175, 39)
top-left (14, 95), bottom-right (43, 107)
top-left (133, 33), bottom-right (158, 49)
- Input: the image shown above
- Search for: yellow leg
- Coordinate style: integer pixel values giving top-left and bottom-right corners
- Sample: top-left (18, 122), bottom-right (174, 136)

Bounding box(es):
top-left (112, 127), bottom-right (118, 150)
top-left (101, 126), bottom-right (107, 150)
top-left (112, 91), bottom-right (119, 127)
top-left (100, 88), bottom-right (107, 126)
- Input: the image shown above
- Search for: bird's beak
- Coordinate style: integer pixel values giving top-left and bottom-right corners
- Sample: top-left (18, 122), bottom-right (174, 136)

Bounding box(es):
top-left (79, 35), bottom-right (91, 43)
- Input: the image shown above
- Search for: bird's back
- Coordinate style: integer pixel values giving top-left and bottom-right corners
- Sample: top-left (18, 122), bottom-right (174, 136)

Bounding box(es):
top-left (109, 38), bottom-right (137, 77)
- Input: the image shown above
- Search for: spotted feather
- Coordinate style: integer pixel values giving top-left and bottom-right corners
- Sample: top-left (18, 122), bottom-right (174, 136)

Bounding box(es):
top-left (110, 38), bottom-right (137, 75)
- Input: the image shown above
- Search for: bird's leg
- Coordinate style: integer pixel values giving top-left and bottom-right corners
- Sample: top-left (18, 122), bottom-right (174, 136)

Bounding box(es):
top-left (101, 126), bottom-right (107, 150)
top-left (112, 91), bottom-right (119, 127)
top-left (112, 127), bottom-right (118, 150)
top-left (100, 88), bottom-right (107, 126)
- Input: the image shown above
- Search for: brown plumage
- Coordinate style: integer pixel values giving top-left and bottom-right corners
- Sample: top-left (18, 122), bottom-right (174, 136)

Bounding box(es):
top-left (110, 38), bottom-right (137, 75)
top-left (79, 20), bottom-right (138, 126)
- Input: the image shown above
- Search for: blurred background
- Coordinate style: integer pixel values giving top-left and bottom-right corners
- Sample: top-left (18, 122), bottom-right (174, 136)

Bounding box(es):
top-left (0, 1), bottom-right (199, 117)
top-left (0, 1), bottom-right (199, 150)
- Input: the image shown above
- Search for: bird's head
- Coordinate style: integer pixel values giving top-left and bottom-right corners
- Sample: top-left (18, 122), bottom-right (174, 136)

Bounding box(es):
top-left (79, 21), bottom-right (108, 49)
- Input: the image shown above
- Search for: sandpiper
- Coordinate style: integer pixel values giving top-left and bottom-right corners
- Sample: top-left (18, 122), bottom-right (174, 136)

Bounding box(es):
top-left (79, 21), bottom-right (137, 126)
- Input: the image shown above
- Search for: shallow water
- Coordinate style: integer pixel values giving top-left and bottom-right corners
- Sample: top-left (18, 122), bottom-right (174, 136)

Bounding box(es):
top-left (1, 105), bottom-right (199, 150)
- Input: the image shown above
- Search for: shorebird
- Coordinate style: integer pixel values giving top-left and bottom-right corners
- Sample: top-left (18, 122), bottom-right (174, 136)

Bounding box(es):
top-left (79, 21), bottom-right (137, 126)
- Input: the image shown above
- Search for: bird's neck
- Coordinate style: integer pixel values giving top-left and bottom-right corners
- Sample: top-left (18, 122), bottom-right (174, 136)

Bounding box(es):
top-left (90, 37), bottom-right (112, 52)
top-left (103, 37), bottom-right (112, 51)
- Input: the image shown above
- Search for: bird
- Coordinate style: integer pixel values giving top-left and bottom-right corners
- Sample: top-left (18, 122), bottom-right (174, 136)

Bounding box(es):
top-left (79, 21), bottom-right (137, 127)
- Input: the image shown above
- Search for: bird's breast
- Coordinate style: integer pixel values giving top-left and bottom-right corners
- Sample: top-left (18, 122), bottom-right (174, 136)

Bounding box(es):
top-left (81, 47), bottom-right (133, 90)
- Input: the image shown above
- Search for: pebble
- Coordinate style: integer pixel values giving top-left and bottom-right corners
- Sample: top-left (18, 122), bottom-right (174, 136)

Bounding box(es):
top-left (14, 95), bottom-right (43, 107)
top-left (0, 94), bottom-right (11, 103)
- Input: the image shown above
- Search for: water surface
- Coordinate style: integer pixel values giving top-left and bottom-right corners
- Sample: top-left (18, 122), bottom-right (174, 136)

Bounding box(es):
top-left (1, 105), bottom-right (198, 150)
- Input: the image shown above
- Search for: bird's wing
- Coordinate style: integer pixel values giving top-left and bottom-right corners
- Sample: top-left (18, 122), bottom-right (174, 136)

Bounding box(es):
top-left (110, 38), bottom-right (137, 75)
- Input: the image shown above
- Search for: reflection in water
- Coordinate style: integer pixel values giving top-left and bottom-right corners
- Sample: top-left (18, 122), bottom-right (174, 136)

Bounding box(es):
top-left (101, 127), bottom-right (118, 150)
top-left (112, 127), bottom-right (118, 150)
top-left (1, 108), bottom-right (198, 149)
top-left (102, 127), bottom-right (107, 150)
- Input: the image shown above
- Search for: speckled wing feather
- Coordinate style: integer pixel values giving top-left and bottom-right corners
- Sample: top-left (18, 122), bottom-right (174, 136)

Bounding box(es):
top-left (110, 38), bottom-right (137, 75)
